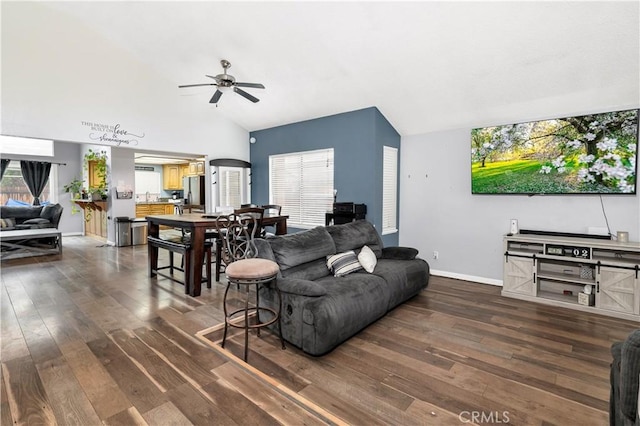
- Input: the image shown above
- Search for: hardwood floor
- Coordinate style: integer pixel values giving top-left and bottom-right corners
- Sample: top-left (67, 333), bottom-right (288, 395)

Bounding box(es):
top-left (1, 236), bottom-right (636, 425)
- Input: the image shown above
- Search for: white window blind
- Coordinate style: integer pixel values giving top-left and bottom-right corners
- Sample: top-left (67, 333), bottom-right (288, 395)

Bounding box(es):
top-left (270, 148), bottom-right (334, 228)
top-left (220, 168), bottom-right (242, 208)
top-left (382, 146), bottom-right (398, 235)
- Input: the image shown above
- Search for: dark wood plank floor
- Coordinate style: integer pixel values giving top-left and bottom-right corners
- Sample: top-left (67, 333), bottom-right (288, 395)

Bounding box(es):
top-left (1, 236), bottom-right (637, 425)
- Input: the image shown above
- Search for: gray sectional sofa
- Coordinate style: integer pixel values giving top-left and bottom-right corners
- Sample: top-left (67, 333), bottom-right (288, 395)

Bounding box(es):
top-left (254, 220), bottom-right (430, 356)
top-left (0, 203), bottom-right (64, 231)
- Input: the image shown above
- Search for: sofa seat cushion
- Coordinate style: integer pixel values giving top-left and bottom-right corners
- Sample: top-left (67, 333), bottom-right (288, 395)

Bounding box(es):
top-left (373, 258), bottom-right (430, 310)
top-left (300, 272), bottom-right (390, 355)
top-left (22, 218), bottom-right (53, 227)
top-left (326, 220), bottom-right (384, 258)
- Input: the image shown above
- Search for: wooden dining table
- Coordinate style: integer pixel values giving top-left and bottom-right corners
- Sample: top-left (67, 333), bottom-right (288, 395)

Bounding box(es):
top-left (146, 212), bottom-right (289, 297)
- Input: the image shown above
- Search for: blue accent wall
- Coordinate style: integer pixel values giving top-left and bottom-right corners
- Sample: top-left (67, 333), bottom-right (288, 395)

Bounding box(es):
top-left (250, 106), bottom-right (400, 246)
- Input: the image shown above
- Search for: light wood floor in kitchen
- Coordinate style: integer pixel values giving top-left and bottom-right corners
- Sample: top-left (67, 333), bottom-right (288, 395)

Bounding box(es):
top-left (1, 236), bottom-right (636, 425)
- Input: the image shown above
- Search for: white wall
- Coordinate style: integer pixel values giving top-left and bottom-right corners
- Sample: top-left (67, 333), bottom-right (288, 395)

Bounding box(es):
top-left (399, 128), bottom-right (640, 284)
top-left (109, 147), bottom-right (136, 245)
top-left (1, 2), bottom-right (249, 161)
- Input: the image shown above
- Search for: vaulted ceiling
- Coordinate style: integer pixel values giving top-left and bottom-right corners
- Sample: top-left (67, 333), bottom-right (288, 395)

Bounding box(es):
top-left (5, 1), bottom-right (639, 136)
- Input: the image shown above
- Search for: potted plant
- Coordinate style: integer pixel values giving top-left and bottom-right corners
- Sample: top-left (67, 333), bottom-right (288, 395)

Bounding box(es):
top-left (84, 149), bottom-right (108, 199)
top-left (63, 177), bottom-right (84, 214)
top-left (63, 177), bottom-right (84, 199)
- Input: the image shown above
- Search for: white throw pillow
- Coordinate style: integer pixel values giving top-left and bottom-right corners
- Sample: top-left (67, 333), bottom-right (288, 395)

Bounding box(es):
top-left (358, 245), bottom-right (377, 273)
top-left (326, 250), bottom-right (363, 277)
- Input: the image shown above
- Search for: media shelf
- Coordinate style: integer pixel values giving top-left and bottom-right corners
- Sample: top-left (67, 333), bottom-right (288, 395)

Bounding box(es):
top-left (503, 233), bottom-right (640, 321)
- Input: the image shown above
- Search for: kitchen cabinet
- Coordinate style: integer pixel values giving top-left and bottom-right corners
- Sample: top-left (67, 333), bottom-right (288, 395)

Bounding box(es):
top-left (188, 161), bottom-right (205, 176)
top-left (136, 203), bottom-right (175, 218)
top-left (162, 164), bottom-right (182, 190)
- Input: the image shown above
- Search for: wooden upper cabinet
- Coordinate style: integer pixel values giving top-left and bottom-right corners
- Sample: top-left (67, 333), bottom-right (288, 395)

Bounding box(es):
top-left (187, 161), bottom-right (205, 176)
top-left (88, 160), bottom-right (101, 189)
top-left (163, 164), bottom-right (182, 190)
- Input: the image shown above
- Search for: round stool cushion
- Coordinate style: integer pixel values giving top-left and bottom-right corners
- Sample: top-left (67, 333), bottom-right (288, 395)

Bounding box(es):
top-left (226, 258), bottom-right (280, 280)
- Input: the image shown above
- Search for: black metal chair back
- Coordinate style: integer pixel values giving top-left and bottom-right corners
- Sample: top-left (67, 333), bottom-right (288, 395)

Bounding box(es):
top-left (215, 213), bottom-right (259, 266)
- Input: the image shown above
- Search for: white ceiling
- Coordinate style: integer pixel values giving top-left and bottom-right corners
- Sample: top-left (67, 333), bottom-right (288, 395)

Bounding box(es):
top-left (21, 2), bottom-right (640, 136)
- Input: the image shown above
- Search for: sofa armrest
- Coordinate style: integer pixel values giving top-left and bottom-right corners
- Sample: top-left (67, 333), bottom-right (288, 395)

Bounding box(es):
top-left (621, 331), bottom-right (640, 421)
top-left (381, 246), bottom-right (418, 260)
top-left (274, 278), bottom-right (327, 297)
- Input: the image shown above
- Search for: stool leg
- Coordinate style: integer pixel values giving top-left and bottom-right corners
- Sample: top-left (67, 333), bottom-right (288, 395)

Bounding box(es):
top-left (276, 282), bottom-right (285, 350)
top-left (244, 284), bottom-right (250, 362)
top-left (256, 285), bottom-right (261, 337)
top-left (205, 247), bottom-right (212, 288)
top-left (221, 282), bottom-right (232, 349)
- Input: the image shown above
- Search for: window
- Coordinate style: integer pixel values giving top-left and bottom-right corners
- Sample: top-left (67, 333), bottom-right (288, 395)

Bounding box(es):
top-left (0, 135), bottom-right (53, 156)
top-left (219, 167), bottom-right (242, 208)
top-left (0, 160), bottom-right (55, 205)
top-left (382, 146), bottom-right (398, 235)
top-left (270, 148), bottom-right (334, 228)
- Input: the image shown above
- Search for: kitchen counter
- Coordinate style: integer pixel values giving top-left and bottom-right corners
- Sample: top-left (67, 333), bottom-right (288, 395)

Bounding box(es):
top-left (135, 201), bottom-right (182, 205)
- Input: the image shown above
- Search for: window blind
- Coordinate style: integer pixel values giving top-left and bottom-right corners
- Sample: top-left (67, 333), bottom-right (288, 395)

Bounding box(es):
top-left (220, 168), bottom-right (241, 208)
top-left (382, 146), bottom-right (398, 235)
top-left (270, 148), bottom-right (334, 228)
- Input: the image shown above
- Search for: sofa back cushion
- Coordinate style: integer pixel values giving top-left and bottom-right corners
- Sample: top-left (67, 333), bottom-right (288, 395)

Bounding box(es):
top-left (267, 227), bottom-right (336, 280)
top-left (0, 205), bottom-right (43, 222)
top-left (326, 220), bottom-right (384, 258)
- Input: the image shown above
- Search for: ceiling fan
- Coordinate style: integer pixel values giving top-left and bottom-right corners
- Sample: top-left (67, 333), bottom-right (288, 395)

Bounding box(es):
top-left (178, 59), bottom-right (265, 104)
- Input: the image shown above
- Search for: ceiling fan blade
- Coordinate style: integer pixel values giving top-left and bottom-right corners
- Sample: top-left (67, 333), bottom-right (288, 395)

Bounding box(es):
top-left (235, 82), bottom-right (265, 89)
top-left (206, 74), bottom-right (222, 82)
top-left (178, 83), bottom-right (217, 88)
top-left (233, 87), bottom-right (259, 103)
top-left (209, 89), bottom-right (223, 104)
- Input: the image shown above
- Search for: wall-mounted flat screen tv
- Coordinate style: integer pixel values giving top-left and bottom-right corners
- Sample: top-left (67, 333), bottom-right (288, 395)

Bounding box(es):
top-left (471, 109), bottom-right (638, 195)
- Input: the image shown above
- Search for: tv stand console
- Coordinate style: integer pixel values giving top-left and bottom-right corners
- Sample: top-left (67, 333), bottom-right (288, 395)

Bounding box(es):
top-left (503, 233), bottom-right (640, 321)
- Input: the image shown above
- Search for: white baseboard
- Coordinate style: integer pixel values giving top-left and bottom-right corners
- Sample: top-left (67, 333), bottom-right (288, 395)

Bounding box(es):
top-left (430, 269), bottom-right (503, 287)
top-left (61, 232), bottom-right (83, 237)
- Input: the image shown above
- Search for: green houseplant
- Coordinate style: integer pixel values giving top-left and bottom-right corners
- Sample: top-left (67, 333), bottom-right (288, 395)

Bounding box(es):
top-left (84, 149), bottom-right (108, 200)
top-left (63, 177), bottom-right (84, 214)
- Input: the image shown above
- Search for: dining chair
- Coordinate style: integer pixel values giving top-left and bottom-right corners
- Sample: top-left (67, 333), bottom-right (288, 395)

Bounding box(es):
top-left (215, 212), bottom-right (284, 361)
top-left (260, 204), bottom-right (282, 237)
top-left (233, 206), bottom-right (265, 238)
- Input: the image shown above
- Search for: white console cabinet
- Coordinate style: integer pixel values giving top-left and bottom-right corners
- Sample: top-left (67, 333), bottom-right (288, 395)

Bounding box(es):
top-left (503, 234), bottom-right (640, 321)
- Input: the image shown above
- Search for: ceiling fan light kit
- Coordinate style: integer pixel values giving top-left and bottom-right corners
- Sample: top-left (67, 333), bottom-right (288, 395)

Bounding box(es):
top-left (178, 59), bottom-right (264, 105)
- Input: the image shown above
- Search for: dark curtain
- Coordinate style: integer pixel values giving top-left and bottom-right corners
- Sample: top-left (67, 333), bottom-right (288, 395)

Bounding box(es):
top-left (20, 161), bottom-right (51, 206)
top-left (0, 159), bottom-right (9, 181)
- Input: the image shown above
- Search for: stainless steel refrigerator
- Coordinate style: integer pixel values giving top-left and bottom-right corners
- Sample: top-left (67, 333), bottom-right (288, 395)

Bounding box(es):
top-left (183, 175), bottom-right (205, 205)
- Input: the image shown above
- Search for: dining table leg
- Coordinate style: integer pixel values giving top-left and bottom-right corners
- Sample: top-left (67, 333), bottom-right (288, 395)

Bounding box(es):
top-left (148, 221), bottom-right (159, 277)
top-left (188, 226), bottom-right (205, 297)
top-left (275, 218), bottom-right (287, 235)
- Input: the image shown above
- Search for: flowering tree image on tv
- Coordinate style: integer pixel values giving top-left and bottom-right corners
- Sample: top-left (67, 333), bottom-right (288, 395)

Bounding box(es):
top-left (471, 109), bottom-right (638, 194)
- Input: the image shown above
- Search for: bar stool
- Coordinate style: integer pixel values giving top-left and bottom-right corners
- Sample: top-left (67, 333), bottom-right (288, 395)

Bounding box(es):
top-left (216, 213), bottom-right (285, 362)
